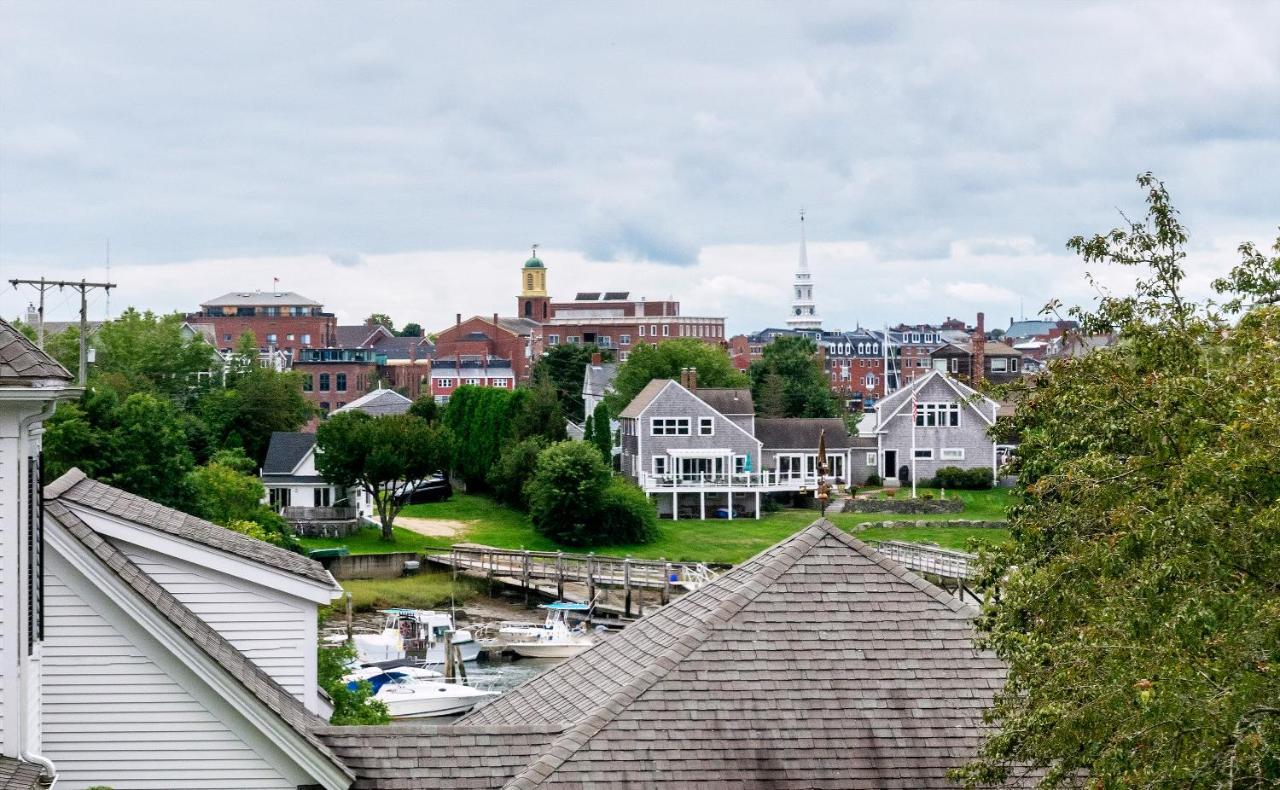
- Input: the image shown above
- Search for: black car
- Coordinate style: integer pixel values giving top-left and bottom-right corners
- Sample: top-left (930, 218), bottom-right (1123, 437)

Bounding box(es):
top-left (406, 475), bottom-right (452, 504)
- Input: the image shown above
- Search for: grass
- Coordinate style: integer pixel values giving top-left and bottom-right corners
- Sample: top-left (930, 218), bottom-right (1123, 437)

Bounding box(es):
top-left (299, 488), bottom-right (1017, 566)
top-left (325, 571), bottom-right (485, 613)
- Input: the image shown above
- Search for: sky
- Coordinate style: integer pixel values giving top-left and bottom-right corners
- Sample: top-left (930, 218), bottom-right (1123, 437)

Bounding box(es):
top-left (2, 1), bottom-right (1278, 334)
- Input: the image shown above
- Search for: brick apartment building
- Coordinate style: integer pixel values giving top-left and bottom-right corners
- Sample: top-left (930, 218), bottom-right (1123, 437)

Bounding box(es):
top-left (731, 327), bottom-right (890, 412)
top-left (334, 322), bottom-right (434, 401)
top-left (430, 313), bottom-right (537, 402)
top-left (294, 347), bottom-right (382, 415)
top-left (189, 291), bottom-right (336, 358)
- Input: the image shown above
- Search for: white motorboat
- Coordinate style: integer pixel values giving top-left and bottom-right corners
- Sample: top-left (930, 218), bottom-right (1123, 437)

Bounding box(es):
top-left (344, 664), bottom-right (441, 684)
top-left (353, 609), bottom-right (481, 664)
top-left (345, 670), bottom-right (493, 718)
top-left (507, 602), bottom-right (600, 659)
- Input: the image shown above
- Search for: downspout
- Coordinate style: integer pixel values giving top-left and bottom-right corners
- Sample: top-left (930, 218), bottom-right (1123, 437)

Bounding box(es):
top-left (19, 394), bottom-right (67, 788)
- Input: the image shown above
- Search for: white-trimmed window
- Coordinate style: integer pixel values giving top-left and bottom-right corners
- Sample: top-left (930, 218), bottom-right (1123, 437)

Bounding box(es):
top-left (866, 451), bottom-right (877, 466)
top-left (492, 378), bottom-right (511, 388)
top-left (1010, 357), bottom-right (1020, 372)
top-left (662, 324), bottom-right (670, 337)
top-left (916, 402), bottom-right (961, 427)
top-left (568, 336), bottom-right (580, 344)
top-left (301, 334), bottom-right (311, 344)
top-left (620, 334), bottom-right (631, 345)
top-left (990, 357), bottom-right (1009, 372)
top-left (638, 325), bottom-right (646, 337)
top-left (465, 377), bottom-right (481, 386)
top-left (651, 417), bottom-right (690, 436)
top-left (652, 456), bottom-right (668, 475)
top-left (698, 417), bottom-right (714, 436)
top-left (940, 448), bottom-right (965, 461)
top-left (734, 455), bottom-right (748, 473)
top-left (548, 334), bottom-right (560, 345)
top-left (436, 378), bottom-right (455, 388)
top-left (620, 351), bottom-right (629, 361)
top-left (913, 449), bottom-right (934, 459)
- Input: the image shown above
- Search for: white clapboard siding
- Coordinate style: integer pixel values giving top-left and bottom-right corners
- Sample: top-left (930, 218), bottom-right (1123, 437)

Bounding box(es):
top-left (42, 565), bottom-right (294, 790)
top-left (120, 544), bottom-right (312, 702)
top-left (0, 446), bottom-right (9, 749)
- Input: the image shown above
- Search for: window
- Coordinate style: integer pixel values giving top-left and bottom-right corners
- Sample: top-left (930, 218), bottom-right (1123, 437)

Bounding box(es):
top-left (286, 333), bottom-right (295, 341)
top-left (866, 451), bottom-right (877, 466)
top-left (734, 455), bottom-right (748, 473)
top-left (638, 325), bottom-right (646, 337)
top-left (319, 401), bottom-right (330, 413)
top-left (1010, 358), bottom-right (1020, 372)
top-left (264, 306), bottom-right (279, 317)
top-left (568, 336), bottom-right (580, 344)
top-left (662, 325), bottom-right (670, 337)
top-left (303, 374), bottom-right (313, 391)
top-left (465, 377), bottom-right (481, 385)
top-left (314, 487), bottom-right (332, 507)
top-left (698, 417), bottom-right (714, 436)
top-left (652, 456), bottom-right (668, 475)
top-left (436, 378), bottom-right (455, 388)
top-left (914, 449), bottom-right (934, 459)
top-left (301, 334), bottom-right (312, 344)
top-left (620, 351), bottom-right (629, 361)
top-left (269, 487), bottom-right (291, 508)
top-left (548, 334), bottom-right (560, 346)
top-left (223, 333), bottom-right (232, 342)
top-left (266, 333), bottom-right (278, 344)
top-left (940, 448), bottom-right (965, 460)
top-left (990, 357), bottom-right (1009, 372)
top-left (619, 334), bottom-right (631, 345)
top-left (650, 417), bottom-right (690, 436)
top-left (916, 402), bottom-right (960, 427)
top-left (493, 378), bottom-right (511, 388)
top-left (319, 373), bottom-right (330, 391)
top-left (335, 373), bottom-right (347, 392)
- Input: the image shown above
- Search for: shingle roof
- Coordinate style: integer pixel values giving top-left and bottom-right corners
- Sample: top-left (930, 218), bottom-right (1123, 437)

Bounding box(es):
top-left (616, 379), bottom-right (670, 419)
top-left (0, 318), bottom-right (73, 383)
top-left (335, 324), bottom-right (389, 347)
top-left (335, 388), bottom-right (413, 417)
top-left (46, 469), bottom-right (334, 586)
top-left (937, 338), bottom-right (1022, 357)
top-left (582, 362), bottom-right (617, 399)
top-left (693, 387), bottom-right (753, 415)
top-left (754, 417), bottom-right (854, 450)
top-left (0, 757), bottom-right (43, 789)
top-left (496, 317), bottom-right (540, 336)
top-left (202, 291), bottom-right (322, 307)
top-left (45, 501), bottom-right (353, 785)
top-left (263, 431), bottom-right (318, 474)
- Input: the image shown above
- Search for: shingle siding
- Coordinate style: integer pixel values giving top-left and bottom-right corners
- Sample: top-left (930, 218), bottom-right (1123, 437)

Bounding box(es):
top-left (878, 375), bottom-right (997, 482)
top-left (623, 383), bottom-right (761, 479)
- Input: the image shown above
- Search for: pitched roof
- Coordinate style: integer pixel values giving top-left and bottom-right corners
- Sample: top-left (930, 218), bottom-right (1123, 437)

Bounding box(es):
top-left (754, 417), bottom-right (853, 450)
top-left (693, 387), bottom-right (753, 415)
top-left (335, 324), bottom-right (387, 347)
top-left (1006, 319), bottom-right (1076, 339)
top-left (46, 469), bottom-right (333, 586)
top-left (616, 379), bottom-right (671, 419)
top-left (582, 362), bottom-right (618, 399)
top-left (444, 521), bottom-right (1008, 788)
top-left (45, 501), bottom-right (353, 786)
top-left (263, 431), bottom-right (318, 474)
top-left (937, 338), bottom-right (1022, 357)
top-left (335, 388), bottom-right (413, 416)
top-left (496, 317), bottom-right (540, 336)
top-left (202, 291), bottom-right (321, 307)
top-left (0, 757), bottom-right (43, 790)
top-left (0, 318), bottom-right (73, 383)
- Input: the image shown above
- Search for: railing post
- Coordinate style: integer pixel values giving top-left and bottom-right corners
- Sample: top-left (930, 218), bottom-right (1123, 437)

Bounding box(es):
top-left (556, 551), bottom-right (564, 600)
top-left (522, 549), bottom-right (531, 605)
top-left (450, 546), bottom-right (458, 582)
top-left (623, 558), bottom-right (632, 618)
top-left (587, 553), bottom-right (596, 602)
top-left (662, 560), bottom-right (671, 605)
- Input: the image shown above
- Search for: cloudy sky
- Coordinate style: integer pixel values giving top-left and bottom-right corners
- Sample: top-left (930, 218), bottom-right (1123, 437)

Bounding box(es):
top-left (2, 2), bottom-right (1278, 333)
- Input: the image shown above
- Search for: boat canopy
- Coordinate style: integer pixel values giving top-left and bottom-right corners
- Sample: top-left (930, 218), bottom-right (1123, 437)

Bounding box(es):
top-left (540, 602), bottom-right (592, 611)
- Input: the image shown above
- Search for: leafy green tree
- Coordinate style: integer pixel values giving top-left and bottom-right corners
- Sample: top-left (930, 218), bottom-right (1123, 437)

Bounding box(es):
top-left (1214, 236), bottom-right (1280, 311)
top-left (443, 386), bottom-right (514, 488)
top-left (486, 436), bottom-right (547, 510)
top-left (318, 642), bottom-right (389, 725)
top-left (590, 401), bottom-right (612, 461)
top-left (605, 339), bottom-right (746, 413)
top-left (198, 366), bottom-right (313, 464)
top-left (532, 343), bottom-right (611, 422)
top-left (598, 477), bottom-right (657, 544)
top-left (526, 441), bottom-right (612, 546)
top-left (315, 412), bottom-right (452, 540)
top-left (365, 313), bottom-right (395, 333)
top-left (408, 395), bottom-right (440, 423)
top-left (959, 174), bottom-right (1280, 788)
top-left (91, 308), bottom-right (219, 397)
top-left (509, 378), bottom-right (567, 443)
top-left (208, 446), bottom-right (257, 474)
top-left (399, 322), bottom-right (423, 337)
top-left (748, 335), bottom-right (837, 418)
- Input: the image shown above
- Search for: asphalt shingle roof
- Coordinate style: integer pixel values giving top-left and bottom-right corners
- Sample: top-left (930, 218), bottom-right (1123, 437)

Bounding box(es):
top-left (693, 387), bottom-right (753, 415)
top-left (263, 431), bottom-right (318, 474)
top-left (616, 379), bottom-right (670, 419)
top-left (202, 291), bottom-right (321, 307)
top-left (0, 757), bottom-right (43, 790)
top-left (46, 469), bottom-right (334, 586)
top-left (754, 417), bottom-right (853, 450)
top-left (582, 362), bottom-right (617, 399)
top-left (45, 501), bottom-right (353, 785)
top-left (0, 318), bottom-right (73, 383)
top-left (335, 388), bottom-right (413, 416)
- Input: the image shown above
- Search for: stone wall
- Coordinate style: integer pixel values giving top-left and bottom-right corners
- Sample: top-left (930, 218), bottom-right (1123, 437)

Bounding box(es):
top-left (291, 520), bottom-right (362, 538)
top-left (845, 497), bottom-right (965, 514)
top-left (848, 518), bottom-right (1005, 531)
top-left (328, 552), bottom-right (423, 580)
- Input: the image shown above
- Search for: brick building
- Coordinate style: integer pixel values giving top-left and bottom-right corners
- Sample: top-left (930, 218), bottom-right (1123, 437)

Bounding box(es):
top-left (430, 313), bottom-right (537, 402)
top-left (188, 291), bottom-right (336, 359)
top-left (333, 322), bottom-right (433, 401)
top-left (293, 347), bottom-right (383, 415)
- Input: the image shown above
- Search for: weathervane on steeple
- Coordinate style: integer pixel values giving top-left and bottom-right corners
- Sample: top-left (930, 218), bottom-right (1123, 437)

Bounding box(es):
top-left (531, 243), bottom-right (539, 256)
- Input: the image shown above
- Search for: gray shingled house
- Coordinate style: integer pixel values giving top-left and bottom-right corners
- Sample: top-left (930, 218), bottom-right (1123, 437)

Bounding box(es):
top-left (617, 375), bottom-right (873, 519)
top-left (320, 519), bottom-right (1013, 788)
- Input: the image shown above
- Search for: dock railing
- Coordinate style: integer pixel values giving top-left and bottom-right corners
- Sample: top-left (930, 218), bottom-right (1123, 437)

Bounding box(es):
top-left (867, 540), bottom-right (976, 580)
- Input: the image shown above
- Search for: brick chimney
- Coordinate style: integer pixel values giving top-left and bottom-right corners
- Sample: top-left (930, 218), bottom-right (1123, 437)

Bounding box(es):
top-left (686, 367), bottom-right (698, 390)
top-left (455, 313), bottom-right (461, 331)
top-left (973, 312), bottom-right (986, 384)
top-left (492, 312), bottom-right (499, 328)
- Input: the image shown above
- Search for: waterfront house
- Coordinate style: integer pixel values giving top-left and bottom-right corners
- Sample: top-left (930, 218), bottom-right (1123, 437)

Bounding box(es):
top-left (870, 369), bottom-right (1010, 484)
top-left (321, 519), bottom-right (1013, 788)
top-left (617, 371), bottom-right (872, 518)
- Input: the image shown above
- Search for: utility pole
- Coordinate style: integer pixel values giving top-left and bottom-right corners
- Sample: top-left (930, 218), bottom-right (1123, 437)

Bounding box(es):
top-left (9, 278), bottom-right (116, 385)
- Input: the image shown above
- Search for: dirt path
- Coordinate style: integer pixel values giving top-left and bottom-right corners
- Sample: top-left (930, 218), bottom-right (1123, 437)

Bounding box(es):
top-left (395, 516), bottom-right (471, 538)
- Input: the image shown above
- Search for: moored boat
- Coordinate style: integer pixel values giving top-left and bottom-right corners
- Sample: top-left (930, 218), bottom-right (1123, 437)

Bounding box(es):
top-left (345, 670), bottom-right (493, 718)
top-left (353, 609), bottom-right (480, 664)
top-left (507, 602), bottom-right (600, 659)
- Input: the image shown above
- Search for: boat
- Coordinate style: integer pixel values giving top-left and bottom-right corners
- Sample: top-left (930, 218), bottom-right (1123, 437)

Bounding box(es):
top-left (345, 670), bottom-right (493, 718)
top-left (507, 602), bottom-right (600, 659)
top-left (352, 609), bottom-right (481, 664)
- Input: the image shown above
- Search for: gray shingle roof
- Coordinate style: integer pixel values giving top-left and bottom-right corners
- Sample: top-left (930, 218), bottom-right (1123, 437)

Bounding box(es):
top-left (616, 379), bottom-right (670, 419)
top-left (202, 291), bottom-right (322, 307)
top-left (582, 362), bottom-right (617, 399)
top-left (754, 417), bottom-right (852, 450)
top-left (263, 431), bottom-right (318, 474)
top-left (46, 469), bottom-right (334, 586)
top-left (335, 388), bottom-right (413, 416)
top-left (45, 501), bottom-right (353, 785)
top-left (0, 318), bottom-right (73, 383)
top-left (693, 387), bottom-right (753, 415)
top-left (0, 757), bottom-right (43, 790)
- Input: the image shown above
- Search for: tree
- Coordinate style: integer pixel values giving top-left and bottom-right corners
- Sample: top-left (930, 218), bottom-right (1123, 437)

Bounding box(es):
top-left (605, 339), bottom-right (747, 413)
top-left (318, 642), bottom-right (389, 725)
top-left (443, 386), bottom-right (514, 488)
top-left (408, 395), bottom-right (440, 423)
top-left (486, 436), bottom-right (547, 509)
top-left (509, 378), bottom-right (567, 443)
top-left (748, 335), bottom-right (838, 418)
top-left (91, 308), bottom-right (219, 398)
top-left (399, 322), bottom-right (423, 338)
top-left (198, 366), bottom-right (313, 464)
top-left (597, 478), bottom-right (657, 544)
top-left (582, 413), bottom-right (596, 449)
top-left (365, 313), bottom-right (395, 333)
top-left (590, 401), bottom-right (612, 461)
top-left (187, 462), bottom-right (266, 525)
top-left (531, 343), bottom-right (611, 422)
top-left (315, 412), bottom-right (452, 540)
top-left (958, 174), bottom-right (1280, 788)
top-left (525, 441), bottom-right (612, 546)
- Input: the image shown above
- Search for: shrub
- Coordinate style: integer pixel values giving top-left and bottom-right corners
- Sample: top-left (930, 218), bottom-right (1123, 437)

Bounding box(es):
top-left (761, 494), bottom-right (783, 514)
top-left (318, 641), bottom-right (389, 725)
top-left (866, 473), bottom-right (882, 487)
top-left (598, 478), bottom-right (657, 544)
top-left (486, 436), bottom-right (547, 510)
top-left (526, 441), bottom-right (611, 546)
top-left (933, 465), bottom-right (994, 490)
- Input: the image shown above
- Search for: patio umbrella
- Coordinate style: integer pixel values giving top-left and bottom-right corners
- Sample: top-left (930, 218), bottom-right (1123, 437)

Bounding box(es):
top-left (743, 454), bottom-right (753, 472)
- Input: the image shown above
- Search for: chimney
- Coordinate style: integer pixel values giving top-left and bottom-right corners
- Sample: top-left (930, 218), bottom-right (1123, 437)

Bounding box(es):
top-left (455, 313), bottom-right (461, 331)
top-left (492, 312), bottom-right (499, 327)
top-left (973, 312), bottom-right (986, 384)
top-left (687, 367), bottom-right (698, 390)
top-left (591, 352), bottom-right (601, 366)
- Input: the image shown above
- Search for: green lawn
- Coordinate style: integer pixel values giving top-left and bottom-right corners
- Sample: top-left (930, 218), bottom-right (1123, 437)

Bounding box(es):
top-left (323, 571), bottom-right (485, 613)
top-left (299, 488), bottom-right (1015, 566)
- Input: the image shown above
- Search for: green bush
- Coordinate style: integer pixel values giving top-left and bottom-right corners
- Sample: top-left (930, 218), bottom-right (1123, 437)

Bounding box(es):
top-left (486, 436), bottom-right (547, 509)
top-left (598, 478), bottom-right (657, 544)
top-left (526, 441), bottom-right (612, 546)
top-left (865, 473), bottom-right (882, 487)
top-left (932, 465), bottom-right (994, 490)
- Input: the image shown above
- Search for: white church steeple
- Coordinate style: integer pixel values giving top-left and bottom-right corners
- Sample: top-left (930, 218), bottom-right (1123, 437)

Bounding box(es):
top-left (785, 209), bottom-right (822, 331)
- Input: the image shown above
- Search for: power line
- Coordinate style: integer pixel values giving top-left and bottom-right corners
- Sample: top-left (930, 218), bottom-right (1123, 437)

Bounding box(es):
top-left (9, 278), bottom-right (116, 385)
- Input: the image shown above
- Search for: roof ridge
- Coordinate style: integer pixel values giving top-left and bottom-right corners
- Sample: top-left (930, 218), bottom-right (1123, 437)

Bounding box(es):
top-left (44, 467), bottom-right (87, 499)
top-left (505, 523), bottom-right (829, 789)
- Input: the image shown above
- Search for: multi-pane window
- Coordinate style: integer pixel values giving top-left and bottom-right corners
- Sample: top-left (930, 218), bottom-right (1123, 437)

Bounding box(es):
top-left (913, 449), bottom-right (934, 459)
top-left (698, 417), bottom-right (714, 436)
top-left (916, 402), bottom-right (961, 427)
top-left (638, 325), bottom-right (646, 337)
top-left (619, 334), bottom-right (631, 345)
top-left (547, 335), bottom-right (560, 346)
top-left (866, 451), bottom-right (878, 466)
top-left (303, 374), bottom-right (313, 391)
top-left (436, 378), bottom-right (455, 388)
top-left (652, 456), bottom-right (668, 475)
top-left (336, 373), bottom-right (347, 392)
top-left (990, 358), bottom-right (1009, 372)
top-left (301, 334), bottom-right (312, 344)
top-left (650, 417), bottom-right (690, 436)
top-left (940, 448), bottom-right (965, 460)
top-left (319, 373), bottom-right (330, 391)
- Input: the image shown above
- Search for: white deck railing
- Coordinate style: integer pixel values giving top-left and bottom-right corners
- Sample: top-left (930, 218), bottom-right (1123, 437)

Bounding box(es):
top-left (637, 471), bottom-right (828, 492)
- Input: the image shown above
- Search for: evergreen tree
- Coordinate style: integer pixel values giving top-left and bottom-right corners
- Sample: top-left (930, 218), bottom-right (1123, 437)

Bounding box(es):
top-left (747, 335), bottom-right (837, 418)
top-left (591, 400), bottom-right (612, 461)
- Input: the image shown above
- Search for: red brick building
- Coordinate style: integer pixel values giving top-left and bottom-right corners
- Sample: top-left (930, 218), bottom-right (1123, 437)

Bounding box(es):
top-left (189, 291), bottom-right (336, 359)
top-left (293, 348), bottom-right (382, 415)
top-left (430, 313), bottom-right (537, 401)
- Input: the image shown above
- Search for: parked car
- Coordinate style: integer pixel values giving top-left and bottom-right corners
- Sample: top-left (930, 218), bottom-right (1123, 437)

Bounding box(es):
top-left (406, 475), bottom-right (452, 504)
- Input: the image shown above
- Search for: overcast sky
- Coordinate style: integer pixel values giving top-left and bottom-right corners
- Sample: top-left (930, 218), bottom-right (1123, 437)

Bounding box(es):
top-left (2, 2), bottom-right (1278, 333)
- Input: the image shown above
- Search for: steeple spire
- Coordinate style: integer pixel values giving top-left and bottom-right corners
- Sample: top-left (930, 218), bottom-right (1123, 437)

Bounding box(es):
top-left (785, 209), bottom-right (822, 331)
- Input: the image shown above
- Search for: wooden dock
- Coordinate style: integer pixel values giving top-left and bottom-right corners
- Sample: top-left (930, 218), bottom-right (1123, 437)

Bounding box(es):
top-left (866, 540), bottom-right (979, 602)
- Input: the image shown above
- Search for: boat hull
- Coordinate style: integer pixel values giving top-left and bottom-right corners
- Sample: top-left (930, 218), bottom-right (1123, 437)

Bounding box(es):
top-left (378, 685), bottom-right (491, 718)
top-left (510, 641), bottom-right (595, 659)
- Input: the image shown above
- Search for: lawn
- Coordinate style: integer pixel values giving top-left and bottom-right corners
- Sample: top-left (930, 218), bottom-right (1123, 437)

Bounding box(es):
top-left (299, 488), bottom-right (1016, 566)
top-left (322, 571), bottom-right (485, 613)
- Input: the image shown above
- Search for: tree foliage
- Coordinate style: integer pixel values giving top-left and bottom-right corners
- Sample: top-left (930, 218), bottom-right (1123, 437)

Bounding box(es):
top-left (526, 441), bottom-right (613, 546)
top-left (531, 342), bottom-right (610, 422)
top-left (443, 386), bottom-right (516, 488)
top-left (486, 436), bottom-right (547, 510)
top-left (408, 395), bottom-right (440, 423)
top-left (399, 322), bottom-right (423, 338)
top-left (748, 335), bottom-right (838, 418)
top-left (960, 173), bottom-right (1280, 788)
top-left (198, 366), bottom-right (314, 464)
top-left (315, 412), bottom-right (452, 540)
top-left (605, 339), bottom-right (746, 414)
top-left (318, 642), bottom-right (389, 725)
top-left (590, 400), bottom-right (612, 461)
top-left (365, 313), bottom-right (395, 332)
top-left (598, 477), bottom-right (657, 545)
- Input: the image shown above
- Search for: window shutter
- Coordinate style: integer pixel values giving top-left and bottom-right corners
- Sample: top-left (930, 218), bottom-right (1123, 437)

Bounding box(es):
top-left (28, 454), bottom-right (44, 653)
